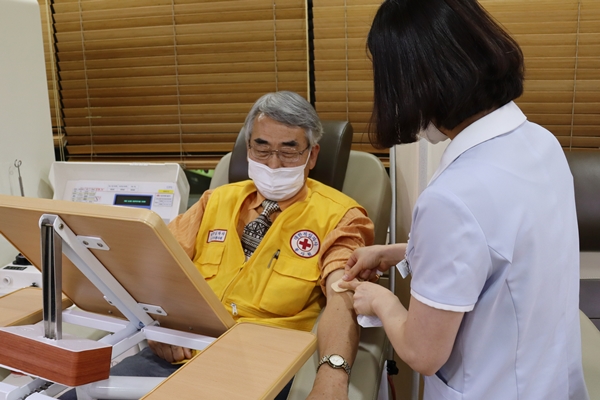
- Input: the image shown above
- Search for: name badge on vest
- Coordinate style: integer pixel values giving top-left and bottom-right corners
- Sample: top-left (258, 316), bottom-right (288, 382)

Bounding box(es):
top-left (207, 229), bottom-right (227, 243)
top-left (290, 230), bottom-right (320, 258)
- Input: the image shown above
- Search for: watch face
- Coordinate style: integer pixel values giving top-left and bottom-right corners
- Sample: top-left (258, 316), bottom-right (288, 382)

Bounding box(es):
top-left (329, 355), bottom-right (344, 367)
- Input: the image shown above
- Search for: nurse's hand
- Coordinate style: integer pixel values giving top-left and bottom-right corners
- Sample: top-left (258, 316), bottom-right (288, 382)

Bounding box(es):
top-left (337, 280), bottom-right (396, 316)
top-left (148, 340), bottom-right (193, 363)
top-left (343, 244), bottom-right (406, 282)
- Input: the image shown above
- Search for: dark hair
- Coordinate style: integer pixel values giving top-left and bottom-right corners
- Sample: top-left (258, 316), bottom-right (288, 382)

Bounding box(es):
top-left (368, 0), bottom-right (524, 147)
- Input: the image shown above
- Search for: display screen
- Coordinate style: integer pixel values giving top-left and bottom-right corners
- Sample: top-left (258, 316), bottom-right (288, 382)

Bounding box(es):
top-left (114, 194), bottom-right (152, 208)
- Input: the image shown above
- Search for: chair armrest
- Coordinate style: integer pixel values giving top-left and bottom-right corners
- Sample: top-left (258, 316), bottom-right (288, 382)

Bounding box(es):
top-left (580, 310), bottom-right (600, 398)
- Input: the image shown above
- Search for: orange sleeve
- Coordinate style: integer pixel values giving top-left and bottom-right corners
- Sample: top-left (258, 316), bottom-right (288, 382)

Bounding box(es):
top-left (319, 207), bottom-right (375, 294)
top-left (167, 190), bottom-right (212, 259)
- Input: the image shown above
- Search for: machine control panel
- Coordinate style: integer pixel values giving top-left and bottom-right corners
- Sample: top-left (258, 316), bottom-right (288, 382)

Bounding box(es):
top-left (64, 180), bottom-right (180, 224)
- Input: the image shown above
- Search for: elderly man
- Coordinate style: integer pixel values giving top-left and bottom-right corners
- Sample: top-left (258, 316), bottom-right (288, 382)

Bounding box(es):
top-left (63, 91), bottom-right (374, 400)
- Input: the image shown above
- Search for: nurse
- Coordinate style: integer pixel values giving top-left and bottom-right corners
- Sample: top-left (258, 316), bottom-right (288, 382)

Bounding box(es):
top-left (339, 0), bottom-right (589, 399)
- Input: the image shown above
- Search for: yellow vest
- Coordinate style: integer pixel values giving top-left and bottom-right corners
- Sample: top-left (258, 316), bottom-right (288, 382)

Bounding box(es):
top-left (193, 179), bottom-right (362, 332)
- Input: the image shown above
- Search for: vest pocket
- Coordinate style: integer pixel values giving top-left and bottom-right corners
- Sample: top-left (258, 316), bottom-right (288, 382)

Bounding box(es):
top-left (259, 254), bottom-right (320, 317)
top-left (195, 244), bottom-right (225, 279)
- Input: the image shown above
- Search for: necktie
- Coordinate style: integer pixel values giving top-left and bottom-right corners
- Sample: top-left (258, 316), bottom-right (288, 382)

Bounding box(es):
top-left (241, 199), bottom-right (280, 259)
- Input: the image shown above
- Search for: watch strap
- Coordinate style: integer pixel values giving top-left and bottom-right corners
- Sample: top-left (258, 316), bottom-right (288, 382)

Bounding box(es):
top-left (317, 354), bottom-right (351, 376)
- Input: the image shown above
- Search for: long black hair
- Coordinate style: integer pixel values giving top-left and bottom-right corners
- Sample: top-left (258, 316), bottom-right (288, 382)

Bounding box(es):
top-left (368, 0), bottom-right (524, 147)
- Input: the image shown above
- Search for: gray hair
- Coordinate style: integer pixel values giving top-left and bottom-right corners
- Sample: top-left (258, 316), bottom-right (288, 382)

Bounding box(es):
top-left (242, 91), bottom-right (323, 147)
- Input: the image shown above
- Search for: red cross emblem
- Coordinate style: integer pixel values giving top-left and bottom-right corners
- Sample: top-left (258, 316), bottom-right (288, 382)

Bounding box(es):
top-left (290, 230), bottom-right (320, 258)
top-left (298, 238), bottom-right (312, 251)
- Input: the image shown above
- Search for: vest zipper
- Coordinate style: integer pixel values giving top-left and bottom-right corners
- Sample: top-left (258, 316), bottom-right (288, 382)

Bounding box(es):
top-left (219, 263), bottom-right (245, 302)
top-left (231, 303), bottom-right (238, 316)
top-left (232, 301), bottom-right (278, 319)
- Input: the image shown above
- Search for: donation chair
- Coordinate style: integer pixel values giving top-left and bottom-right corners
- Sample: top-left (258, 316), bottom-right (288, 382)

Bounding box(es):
top-left (210, 121), bottom-right (393, 399)
top-left (565, 151), bottom-right (600, 399)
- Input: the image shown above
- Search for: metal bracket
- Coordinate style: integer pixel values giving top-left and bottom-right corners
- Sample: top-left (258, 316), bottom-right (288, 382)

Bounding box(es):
top-left (139, 303), bottom-right (167, 316)
top-left (77, 236), bottom-right (110, 251)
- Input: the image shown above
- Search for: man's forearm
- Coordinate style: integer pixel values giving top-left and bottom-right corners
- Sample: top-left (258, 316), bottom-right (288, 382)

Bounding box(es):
top-left (309, 269), bottom-right (360, 398)
top-left (317, 291), bottom-right (360, 365)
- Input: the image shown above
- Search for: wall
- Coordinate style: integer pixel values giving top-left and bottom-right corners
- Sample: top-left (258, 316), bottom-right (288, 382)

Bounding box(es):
top-left (0, 0), bottom-right (56, 265)
top-left (394, 139), bottom-right (448, 241)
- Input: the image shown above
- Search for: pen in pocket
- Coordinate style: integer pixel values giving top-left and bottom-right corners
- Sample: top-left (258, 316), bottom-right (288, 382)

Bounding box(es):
top-left (267, 249), bottom-right (280, 268)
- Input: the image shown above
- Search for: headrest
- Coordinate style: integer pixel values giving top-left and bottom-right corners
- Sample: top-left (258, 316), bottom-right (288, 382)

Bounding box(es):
top-left (228, 120), bottom-right (353, 191)
top-left (565, 151), bottom-right (600, 251)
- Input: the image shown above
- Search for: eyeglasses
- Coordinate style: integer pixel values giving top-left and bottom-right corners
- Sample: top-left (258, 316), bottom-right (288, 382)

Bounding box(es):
top-left (248, 145), bottom-right (311, 164)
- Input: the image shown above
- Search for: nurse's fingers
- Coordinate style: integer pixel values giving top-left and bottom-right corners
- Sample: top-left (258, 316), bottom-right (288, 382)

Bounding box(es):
top-left (338, 279), bottom-right (361, 291)
top-left (345, 251), bottom-right (359, 272)
top-left (344, 258), bottom-right (378, 281)
top-left (344, 246), bottom-right (386, 281)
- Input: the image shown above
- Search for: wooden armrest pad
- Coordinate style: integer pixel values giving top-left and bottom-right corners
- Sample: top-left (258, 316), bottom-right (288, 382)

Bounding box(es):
top-left (143, 323), bottom-right (317, 400)
top-left (0, 287), bottom-right (73, 327)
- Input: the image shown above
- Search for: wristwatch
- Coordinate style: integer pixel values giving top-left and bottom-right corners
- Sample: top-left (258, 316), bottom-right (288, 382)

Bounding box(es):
top-left (317, 354), bottom-right (351, 376)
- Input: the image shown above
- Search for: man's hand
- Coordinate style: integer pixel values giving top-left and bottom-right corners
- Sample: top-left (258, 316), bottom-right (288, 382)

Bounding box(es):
top-left (148, 340), bottom-right (193, 363)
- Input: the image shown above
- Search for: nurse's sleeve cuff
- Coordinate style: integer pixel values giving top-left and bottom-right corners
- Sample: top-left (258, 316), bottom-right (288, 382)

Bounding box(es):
top-left (410, 289), bottom-right (475, 312)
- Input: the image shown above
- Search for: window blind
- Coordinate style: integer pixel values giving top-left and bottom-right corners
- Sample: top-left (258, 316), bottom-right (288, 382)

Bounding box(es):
top-left (481, 0), bottom-right (599, 151)
top-left (48, 0), bottom-right (307, 168)
top-left (39, 0), bottom-right (65, 159)
top-left (312, 0), bottom-right (599, 154)
top-left (39, 0), bottom-right (598, 166)
top-left (312, 0), bottom-right (383, 158)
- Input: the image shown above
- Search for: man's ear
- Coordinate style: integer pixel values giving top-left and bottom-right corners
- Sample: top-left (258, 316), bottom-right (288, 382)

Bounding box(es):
top-left (308, 143), bottom-right (320, 170)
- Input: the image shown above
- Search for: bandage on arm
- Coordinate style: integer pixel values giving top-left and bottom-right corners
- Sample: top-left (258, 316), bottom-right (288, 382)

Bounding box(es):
top-left (332, 278), bottom-right (359, 293)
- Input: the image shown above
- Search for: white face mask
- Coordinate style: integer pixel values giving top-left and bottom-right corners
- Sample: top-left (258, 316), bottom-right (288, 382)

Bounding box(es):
top-left (418, 123), bottom-right (448, 144)
top-left (247, 151), bottom-right (311, 201)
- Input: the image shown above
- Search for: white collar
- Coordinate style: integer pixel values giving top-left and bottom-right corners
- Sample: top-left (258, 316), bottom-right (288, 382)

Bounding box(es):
top-left (429, 101), bottom-right (527, 185)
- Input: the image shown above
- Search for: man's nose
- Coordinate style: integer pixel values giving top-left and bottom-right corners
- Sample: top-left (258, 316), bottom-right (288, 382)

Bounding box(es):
top-left (266, 152), bottom-right (282, 169)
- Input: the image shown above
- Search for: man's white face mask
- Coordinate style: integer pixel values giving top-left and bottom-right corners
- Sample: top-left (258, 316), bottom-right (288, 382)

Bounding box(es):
top-left (247, 150), bottom-right (311, 201)
top-left (418, 122), bottom-right (448, 144)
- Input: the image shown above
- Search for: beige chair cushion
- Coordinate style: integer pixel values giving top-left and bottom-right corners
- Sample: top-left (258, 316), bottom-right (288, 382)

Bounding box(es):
top-left (342, 150), bottom-right (392, 246)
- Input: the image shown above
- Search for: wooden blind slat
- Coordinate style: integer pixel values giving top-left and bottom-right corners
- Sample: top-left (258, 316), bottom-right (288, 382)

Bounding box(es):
top-left (67, 142), bottom-right (235, 155)
top-left (67, 133), bottom-right (240, 146)
top-left (60, 62), bottom-right (306, 80)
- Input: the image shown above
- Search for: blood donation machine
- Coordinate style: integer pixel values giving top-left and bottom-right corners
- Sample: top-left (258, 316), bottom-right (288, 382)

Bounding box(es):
top-left (0, 162), bottom-right (190, 296)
